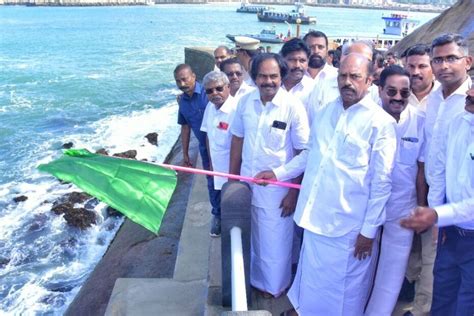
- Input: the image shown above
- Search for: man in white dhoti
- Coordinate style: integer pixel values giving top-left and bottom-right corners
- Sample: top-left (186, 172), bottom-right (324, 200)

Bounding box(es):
top-left (229, 53), bottom-right (309, 298)
top-left (365, 65), bottom-right (426, 315)
top-left (256, 54), bottom-right (397, 314)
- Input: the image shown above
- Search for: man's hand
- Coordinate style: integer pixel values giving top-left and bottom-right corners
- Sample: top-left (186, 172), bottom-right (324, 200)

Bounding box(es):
top-left (183, 154), bottom-right (193, 167)
top-left (400, 206), bottom-right (438, 234)
top-left (354, 234), bottom-right (374, 260)
top-left (254, 170), bottom-right (277, 185)
top-left (280, 189), bottom-right (299, 217)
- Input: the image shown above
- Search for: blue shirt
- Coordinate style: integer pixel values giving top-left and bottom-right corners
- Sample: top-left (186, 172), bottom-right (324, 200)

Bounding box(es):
top-left (177, 81), bottom-right (208, 147)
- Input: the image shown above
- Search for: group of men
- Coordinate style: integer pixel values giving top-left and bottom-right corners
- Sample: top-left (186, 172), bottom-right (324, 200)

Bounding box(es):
top-left (173, 30), bottom-right (473, 315)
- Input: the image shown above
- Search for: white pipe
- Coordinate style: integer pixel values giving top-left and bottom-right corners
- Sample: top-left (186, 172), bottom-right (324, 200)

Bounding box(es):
top-left (230, 226), bottom-right (248, 311)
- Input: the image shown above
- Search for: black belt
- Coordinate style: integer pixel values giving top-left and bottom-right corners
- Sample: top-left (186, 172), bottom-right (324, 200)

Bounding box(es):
top-left (455, 226), bottom-right (474, 237)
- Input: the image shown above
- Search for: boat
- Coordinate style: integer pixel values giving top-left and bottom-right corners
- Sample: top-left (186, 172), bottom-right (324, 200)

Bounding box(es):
top-left (226, 28), bottom-right (286, 44)
top-left (257, 2), bottom-right (316, 25)
top-left (236, 0), bottom-right (272, 14)
top-left (327, 13), bottom-right (420, 51)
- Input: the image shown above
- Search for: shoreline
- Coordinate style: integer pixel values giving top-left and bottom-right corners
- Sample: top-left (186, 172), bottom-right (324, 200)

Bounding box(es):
top-left (0, 1), bottom-right (446, 13)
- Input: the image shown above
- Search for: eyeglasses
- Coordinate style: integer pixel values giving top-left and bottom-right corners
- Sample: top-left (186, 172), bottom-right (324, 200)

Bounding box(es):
top-left (205, 86), bottom-right (225, 94)
top-left (432, 55), bottom-right (466, 65)
top-left (386, 88), bottom-right (411, 99)
top-left (225, 71), bottom-right (243, 78)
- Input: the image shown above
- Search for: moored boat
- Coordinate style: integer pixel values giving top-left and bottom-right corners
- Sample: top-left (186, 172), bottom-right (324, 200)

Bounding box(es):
top-left (226, 28), bottom-right (286, 44)
top-left (257, 2), bottom-right (316, 25)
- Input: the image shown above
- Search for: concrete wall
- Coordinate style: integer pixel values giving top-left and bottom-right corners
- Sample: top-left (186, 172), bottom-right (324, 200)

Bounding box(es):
top-left (184, 47), bottom-right (215, 82)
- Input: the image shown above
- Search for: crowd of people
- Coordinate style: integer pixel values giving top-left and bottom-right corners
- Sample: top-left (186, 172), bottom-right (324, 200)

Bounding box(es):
top-left (172, 31), bottom-right (473, 316)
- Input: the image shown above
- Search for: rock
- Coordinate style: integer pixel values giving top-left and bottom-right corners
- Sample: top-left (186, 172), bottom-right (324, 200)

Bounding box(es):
top-left (106, 206), bottom-right (123, 218)
top-left (145, 132), bottom-right (159, 146)
top-left (63, 191), bottom-right (92, 204)
top-left (62, 142), bottom-right (74, 149)
top-left (13, 195), bottom-right (28, 203)
top-left (63, 207), bottom-right (96, 229)
top-left (0, 256), bottom-right (10, 268)
top-left (95, 148), bottom-right (109, 156)
top-left (51, 203), bottom-right (74, 215)
top-left (113, 150), bottom-right (137, 159)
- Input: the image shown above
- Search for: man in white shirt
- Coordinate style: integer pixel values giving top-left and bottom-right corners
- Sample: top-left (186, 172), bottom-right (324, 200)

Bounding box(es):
top-left (365, 65), bottom-right (426, 315)
top-left (302, 30), bottom-right (338, 84)
top-left (234, 36), bottom-right (260, 87)
top-left (200, 71), bottom-right (237, 237)
top-left (213, 45), bottom-right (230, 71)
top-left (402, 43), bottom-right (438, 316)
top-left (229, 53), bottom-right (309, 298)
top-left (280, 38), bottom-right (315, 114)
top-left (405, 44), bottom-right (437, 112)
top-left (256, 53), bottom-right (397, 315)
top-left (401, 87), bottom-right (474, 316)
top-left (416, 32), bottom-right (472, 316)
top-left (220, 57), bottom-right (254, 101)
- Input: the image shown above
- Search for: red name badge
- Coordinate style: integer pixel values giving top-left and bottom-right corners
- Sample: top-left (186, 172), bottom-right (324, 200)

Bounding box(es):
top-left (218, 121), bottom-right (229, 130)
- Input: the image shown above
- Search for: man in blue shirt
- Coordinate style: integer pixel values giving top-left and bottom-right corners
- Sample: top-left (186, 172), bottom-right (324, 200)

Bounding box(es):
top-left (174, 64), bottom-right (221, 236)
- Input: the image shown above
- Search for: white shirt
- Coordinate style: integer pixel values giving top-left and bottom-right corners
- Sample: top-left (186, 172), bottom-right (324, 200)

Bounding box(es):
top-left (425, 77), bottom-right (472, 186)
top-left (273, 95), bottom-right (397, 238)
top-left (306, 76), bottom-right (339, 126)
top-left (428, 111), bottom-right (474, 230)
top-left (368, 84), bottom-right (381, 105)
top-left (386, 105), bottom-right (425, 221)
top-left (200, 96), bottom-right (238, 190)
top-left (408, 81), bottom-right (439, 112)
top-left (284, 74), bottom-right (315, 114)
top-left (231, 88), bottom-right (310, 209)
top-left (234, 80), bottom-right (255, 102)
top-left (311, 63), bottom-right (338, 86)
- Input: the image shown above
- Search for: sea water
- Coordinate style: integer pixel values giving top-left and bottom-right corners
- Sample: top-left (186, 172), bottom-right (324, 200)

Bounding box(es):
top-left (0, 4), bottom-right (438, 314)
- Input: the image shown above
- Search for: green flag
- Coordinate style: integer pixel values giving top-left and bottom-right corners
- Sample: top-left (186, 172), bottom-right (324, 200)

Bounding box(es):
top-left (38, 148), bottom-right (177, 234)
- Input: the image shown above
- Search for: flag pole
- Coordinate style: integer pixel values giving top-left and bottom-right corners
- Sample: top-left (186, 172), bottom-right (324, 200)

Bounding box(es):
top-left (158, 163), bottom-right (301, 190)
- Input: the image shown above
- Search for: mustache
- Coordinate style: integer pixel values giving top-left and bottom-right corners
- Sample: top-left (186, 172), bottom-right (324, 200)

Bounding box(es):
top-left (308, 54), bottom-right (325, 68)
top-left (389, 99), bottom-right (405, 106)
top-left (411, 75), bottom-right (423, 81)
top-left (261, 84), bottom-right (277, 88)
top-left (290, 68), bottom-right (304, 73)
top-left (178, 85), bottom-right (190, 91)
top-left (341, 86), bottom-right (356, 93)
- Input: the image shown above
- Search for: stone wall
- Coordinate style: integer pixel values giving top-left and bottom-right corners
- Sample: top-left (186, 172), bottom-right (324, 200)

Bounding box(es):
top-left (184, 47), bottom-right (215, 82)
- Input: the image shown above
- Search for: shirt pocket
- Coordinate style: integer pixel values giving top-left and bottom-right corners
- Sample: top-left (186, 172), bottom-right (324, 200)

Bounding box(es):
top-left (268, 126), bottom-right (286, 152)
top-left (214, 128), bottom-right (230, 147)
top-left (398, 140), bottom-right (419, 165)
top-left (338, 135), bottom-right (370, 168)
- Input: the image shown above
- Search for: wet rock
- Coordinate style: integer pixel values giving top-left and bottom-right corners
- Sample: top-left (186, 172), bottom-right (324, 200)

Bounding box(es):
top-left (63, 192), bottom-right (92, 204)
top-left (145, 132), bottom-right (158, 146)
top-left (63, 207), bottom-right (96, 229)
top-left (106, 206), bottom-right (123, 218)
top-left (113, 150), bottom-right (137, 159)
top-left (28, 214), bottom-right (48, 232)
top-left (95, 148), bottom-right (109, 156)
top-left (0, 256), bottom-right (10, 268)
top-left (51, 203), bottom-right (74, 215)
top-left (62, 142), bottom-right (74, 149)
top-left (13, 195), bottom-right (28, 203)
top-left (84, 198), bottom-right (99, 210)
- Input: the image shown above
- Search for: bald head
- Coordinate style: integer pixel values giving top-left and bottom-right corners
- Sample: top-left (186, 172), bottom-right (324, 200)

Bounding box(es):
top-left (342, 41), bottom-right (373, 61)
top-left (337, 53), bottom-right (373, 108)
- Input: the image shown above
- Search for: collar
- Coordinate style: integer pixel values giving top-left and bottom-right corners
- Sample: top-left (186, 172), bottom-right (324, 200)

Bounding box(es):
top-left (252, 86), bottom-right (285, 107)
top-left (435, 76), bottom-right (472, 100)
top-left (344, 93), bottom-right (377, 110)
top-left (462, 110), bottom-right (474, 125)
top-left (194, 81), bottom-right (203, 94)
top-left (217, 95), bottom-right (235, 114)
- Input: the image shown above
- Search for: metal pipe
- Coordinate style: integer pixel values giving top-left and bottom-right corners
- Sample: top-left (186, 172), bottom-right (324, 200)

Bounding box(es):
top-left (230, 226), bottom-right (248, 311)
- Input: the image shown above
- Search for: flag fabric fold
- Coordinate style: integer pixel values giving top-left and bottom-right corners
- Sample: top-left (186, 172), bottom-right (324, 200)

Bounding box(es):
top-left (38, 149), bottom-right (177, 234)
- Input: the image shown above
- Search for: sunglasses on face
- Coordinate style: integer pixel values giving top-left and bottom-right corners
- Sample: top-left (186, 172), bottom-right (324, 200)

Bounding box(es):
top-left (205, 86), bottom-right (225, 94)
top-left (386, 88), bottom-right (411, 99)
top-left (225, 71), bottom-right (243, 77)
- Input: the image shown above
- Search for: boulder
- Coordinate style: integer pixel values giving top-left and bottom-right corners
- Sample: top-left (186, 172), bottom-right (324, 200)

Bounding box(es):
top-left (62, 142), bottom-right (74, 149)
top-left (95, 148), bottom-right (109, 156)
top-left (63, 207), bottom-right (97, 229)
top-left (63, 191), bottom-right (92, 204)
top-left (113, 150), bottom-right (137, 159)
top-left (144, 132), bottom-right (159, 146)
top-left (106, 206), bottom-right (123, 218)
top-left (13, 195), bottom-right (28, 203)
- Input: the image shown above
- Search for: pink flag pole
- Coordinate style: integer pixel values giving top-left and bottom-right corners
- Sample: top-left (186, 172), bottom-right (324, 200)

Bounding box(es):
top-left (158, 163), bottom-right (301, 190)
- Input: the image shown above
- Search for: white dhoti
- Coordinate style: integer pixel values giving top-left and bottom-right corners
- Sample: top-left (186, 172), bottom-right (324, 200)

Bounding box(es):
top-left (250, 205), bottom-right (294, 296)
top-left (365, 220), bottom-right (414, 315)
top-left (288, 229), bottom-right (376, 316)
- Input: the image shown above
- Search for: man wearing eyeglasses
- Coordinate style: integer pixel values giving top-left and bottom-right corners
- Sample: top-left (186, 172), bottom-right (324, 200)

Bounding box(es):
top-left (365, 65), bottom-right (426, 315)
top-left (174, 64), bottom-right (220, 236)
top-left (200, 71), bottom-right (237, 237)
top-left (220, 57), bottom-right (254, 101)
top-left (414, 33), bottom-right (472, 316)
top-left (401, 87), bottom-right (474, 316)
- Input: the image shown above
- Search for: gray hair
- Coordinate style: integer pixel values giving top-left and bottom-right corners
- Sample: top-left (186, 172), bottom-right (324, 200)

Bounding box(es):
top-left (432, 33), bottom-right (469, 56)
top-left (341, 40), bottom-right (374, 56)
top-left (203, 71), bottom-right (229, 88)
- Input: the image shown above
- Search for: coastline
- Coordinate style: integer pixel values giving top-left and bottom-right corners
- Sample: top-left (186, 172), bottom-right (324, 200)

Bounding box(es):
top-left (0, 0), bottom-right (446, 13)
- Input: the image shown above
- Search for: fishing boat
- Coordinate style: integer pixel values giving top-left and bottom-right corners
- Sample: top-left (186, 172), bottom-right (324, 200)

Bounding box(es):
top-left (236, 0), bottom-right (272, 14)
top-left (327, 13), bottom-right (420, 51)
top-left (257, 2), bottom-right (316, 25)
top-left (226, 28), bottom-right (286, 44)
